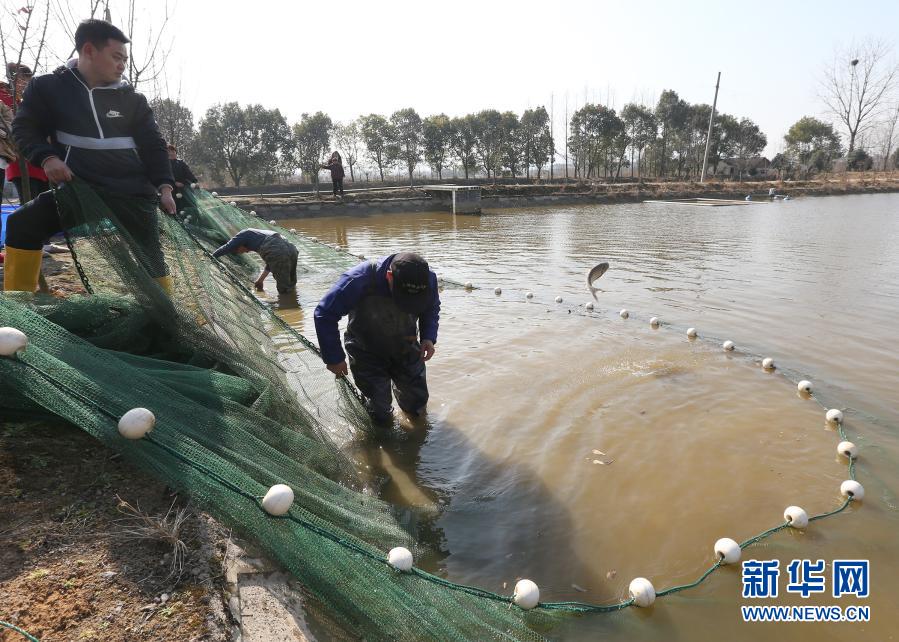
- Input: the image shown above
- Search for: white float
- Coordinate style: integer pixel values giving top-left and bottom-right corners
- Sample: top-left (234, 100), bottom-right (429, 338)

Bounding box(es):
top-left (837, 441), bottom-right (857, 459)
top-left (0, 327), bottom-right (29, 357)
top-left (555, 296), bottom-right (563, 303)
top-left (387, 547), bottom-right (413, 572)
top-left (464, 282), bottom-right (473, 290)
top-left (723, 340), bottom-right (735, 351)
top-left (229, 201), bottom-right (237, 206)
top-left (826, 409), bottom-right (843, 424)
top-left (797, 380), bottom-right (812, 394)
top-left (512, 579), bottom-right (540, 609)
top-left (585, 302), bottom-right (594, 311)
top-left (714, 538), bottom-right (741, 564)
top-left (762, 357), bottom-right (775, 370)
top-left (494, 287), bottom-right (502, 295)
top-left (211, 191), bottom-right (218, 197)
top-left (191, 183), bottom-right (198, 189)
top-left (650, 317), bottom-right (660, 328)
top-left (269, 220), bottom-right (277, 225)
top-left (262, 484), bottom-right (294, 516)
top-left (250, 210), bottom-right (257, 216)
top-left (686, 327), bottom-right (697, 338)
top-left (628, 577), bottom-right (656, 607)
top-left (117, 408), bottom-right (155, 440)
top-left (619, 309), bottom-right (629, 319)
top-left (840, 480), bottom-right (864, 500)
top-left (290, 228), bottom-right (297, 234)
top-left (526, 292), bottom-right (534, 299)
top-left (175, 192), bottom-right (182, 199)
top-left (784, 505), bottom-right (808, 529)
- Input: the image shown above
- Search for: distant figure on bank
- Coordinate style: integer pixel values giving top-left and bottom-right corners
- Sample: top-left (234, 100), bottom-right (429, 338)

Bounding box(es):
top-left (3, 64), bottom-right (49, 205)
top-left (167, 144), bottom-right (198, 189)
top-left (314, 252), bottom-right (440, 427)
top-left (0, 81), bottom-right (13, 196)
top-left (322, 151), bottom-right (344, 199)
top-left (212, 228), bottom-right (299, 294)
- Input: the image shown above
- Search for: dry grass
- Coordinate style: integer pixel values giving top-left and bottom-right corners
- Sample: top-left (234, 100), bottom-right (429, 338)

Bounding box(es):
top-left (113, 495), bottom-right (190, 579)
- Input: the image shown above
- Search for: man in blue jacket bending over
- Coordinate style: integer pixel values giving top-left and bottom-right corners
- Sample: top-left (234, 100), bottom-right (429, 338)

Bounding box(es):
top-left (314, 252), bottom-right (440, 427)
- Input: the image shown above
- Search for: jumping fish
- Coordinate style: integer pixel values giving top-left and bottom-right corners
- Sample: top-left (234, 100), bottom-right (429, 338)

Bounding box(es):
top-left (586, 262), bottom-right (610, 298)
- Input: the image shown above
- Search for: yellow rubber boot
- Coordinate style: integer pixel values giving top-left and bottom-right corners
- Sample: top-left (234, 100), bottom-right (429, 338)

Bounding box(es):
top-left (154, 275), bottom-right (174, 295)
top-left (2, 247), bottom-right (43, 293)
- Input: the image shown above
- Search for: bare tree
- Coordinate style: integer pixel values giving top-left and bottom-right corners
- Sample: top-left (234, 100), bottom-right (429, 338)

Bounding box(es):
top-left (73, 0), bottom-right (174, 91)
top-left (47, 1), bottom-right (173, 89)
top-left (874, 102), bottom-right (899, 170)
top-left (50, 0), bottom-right (104, 62)
top-left (820, 40), bottom-right (899, 154)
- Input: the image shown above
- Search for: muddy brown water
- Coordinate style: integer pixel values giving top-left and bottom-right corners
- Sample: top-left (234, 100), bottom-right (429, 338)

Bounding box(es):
top-left (277, 193), bottom-right (898, 641)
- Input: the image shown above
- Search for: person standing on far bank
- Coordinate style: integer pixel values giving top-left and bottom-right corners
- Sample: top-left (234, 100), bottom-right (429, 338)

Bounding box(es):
top-left (322, 151), bottom-right (344, 199)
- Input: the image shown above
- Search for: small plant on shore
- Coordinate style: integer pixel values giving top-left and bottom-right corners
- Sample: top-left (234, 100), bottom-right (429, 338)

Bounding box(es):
top-left (113, 495), bottom-right (189, 578)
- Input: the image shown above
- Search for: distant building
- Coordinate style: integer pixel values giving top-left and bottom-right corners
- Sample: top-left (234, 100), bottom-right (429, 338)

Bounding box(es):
top-left (713, 157), bottom-right (774, 178)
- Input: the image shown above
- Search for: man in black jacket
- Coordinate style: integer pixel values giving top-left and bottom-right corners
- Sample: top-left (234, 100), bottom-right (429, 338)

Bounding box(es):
top-left (168, 144), bottom-right (198, 190)
top-left (2, 19), bottom-right (176, 294)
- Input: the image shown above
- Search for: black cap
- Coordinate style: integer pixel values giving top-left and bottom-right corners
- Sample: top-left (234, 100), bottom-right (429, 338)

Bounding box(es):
top-left (390, 252), bottom-right (431, 315)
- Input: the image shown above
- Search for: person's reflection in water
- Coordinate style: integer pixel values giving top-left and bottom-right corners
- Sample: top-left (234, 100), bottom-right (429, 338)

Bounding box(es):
top-left (351, 412), bottom-right (613, 633)
top-left (353, 411), bottom-right (449, 567)
top-left (334, 222), bottom-right (349, 248)
top-left (275, 289), bottom-right (301, 311)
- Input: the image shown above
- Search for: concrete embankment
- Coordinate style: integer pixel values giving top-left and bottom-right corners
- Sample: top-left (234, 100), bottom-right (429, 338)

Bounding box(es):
top-left (227, 176), bottom-right (899, 220)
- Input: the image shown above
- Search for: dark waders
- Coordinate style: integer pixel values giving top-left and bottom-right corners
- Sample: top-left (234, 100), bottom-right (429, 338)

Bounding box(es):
top-left (344, 262), bottom-right (429, 425)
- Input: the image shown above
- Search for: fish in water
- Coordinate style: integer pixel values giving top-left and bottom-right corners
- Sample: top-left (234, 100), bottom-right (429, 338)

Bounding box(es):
top-left (586, 262), bottom-right (609, 297)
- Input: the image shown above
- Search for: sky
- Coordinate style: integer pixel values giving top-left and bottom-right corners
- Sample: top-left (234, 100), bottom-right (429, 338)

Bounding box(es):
top-left (8, 0), bottom-right (899, 158)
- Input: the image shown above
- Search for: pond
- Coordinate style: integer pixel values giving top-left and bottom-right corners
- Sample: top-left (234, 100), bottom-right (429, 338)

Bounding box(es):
top-left (281, 193), bottom-right (898, 640)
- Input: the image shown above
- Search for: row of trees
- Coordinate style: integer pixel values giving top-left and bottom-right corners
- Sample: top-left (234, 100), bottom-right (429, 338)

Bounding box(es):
top-left (567, 92), bottom-right (767, 181)
top-left (157, 93), bottom-right (770, 187)
top-left (162, 102), bottom-right (557, 188)
top-left (775, 113), bottom-right (898, 177)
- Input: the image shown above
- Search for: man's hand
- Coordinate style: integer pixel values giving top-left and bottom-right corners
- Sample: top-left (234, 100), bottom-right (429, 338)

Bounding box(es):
top-left (327, 361), bottom-right (349, 377)
top-left (42, 156), bottom-right (73, 184)
top-left (254, 268), bottom-right (269, 291)
top-left (159, 185), bottom-right (176, 215)
top-left (420, 339), bottom-right (436, 361)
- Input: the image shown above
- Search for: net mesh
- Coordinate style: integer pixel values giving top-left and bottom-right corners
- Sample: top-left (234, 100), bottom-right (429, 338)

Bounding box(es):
top-left (0, 180), bottom-right (557, 641)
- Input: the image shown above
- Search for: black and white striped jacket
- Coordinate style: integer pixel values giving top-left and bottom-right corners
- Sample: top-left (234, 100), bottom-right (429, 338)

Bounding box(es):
top-left (12, 59), bottom-right (173, 197)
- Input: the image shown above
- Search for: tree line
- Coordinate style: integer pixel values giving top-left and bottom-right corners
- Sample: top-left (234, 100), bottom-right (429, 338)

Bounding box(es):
top-left (155, 101), bottom-right (557, 188)
top-left (151, 93), bottom-right (773, 188)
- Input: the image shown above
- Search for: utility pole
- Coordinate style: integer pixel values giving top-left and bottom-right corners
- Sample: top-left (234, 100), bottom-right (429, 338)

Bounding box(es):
top-left (550, 92), bottom-right (554, 182)
top-left (700, 71), bottom-right (721, 183)
top-left (564, 93), bottom-right (569, 180)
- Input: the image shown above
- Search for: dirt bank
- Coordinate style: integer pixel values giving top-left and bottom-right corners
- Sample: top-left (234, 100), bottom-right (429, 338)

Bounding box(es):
top-left (226, 174), bottom-right (899, 218)
top-left (0, 256), bottom-right (232, 642)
